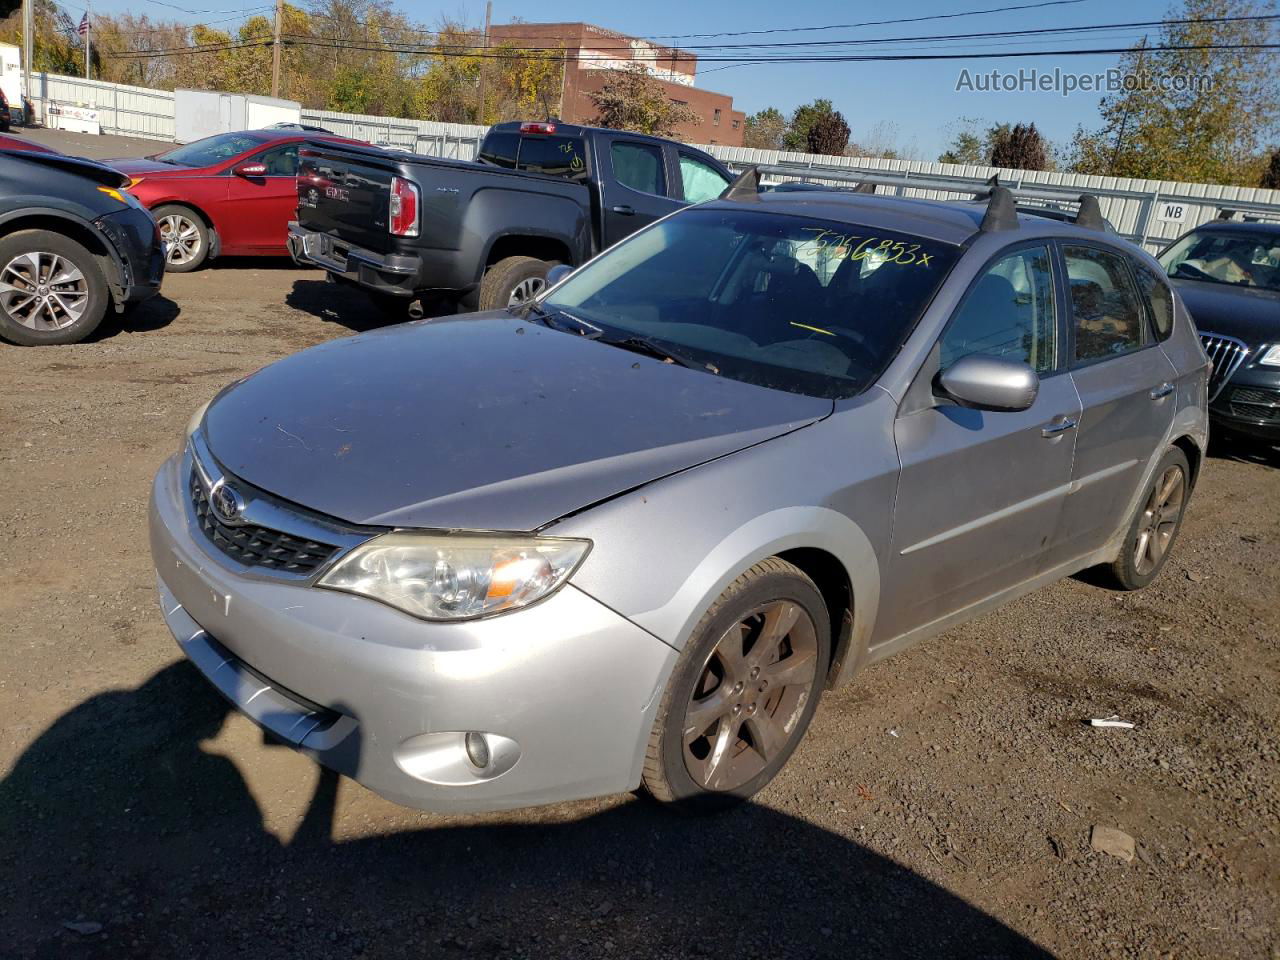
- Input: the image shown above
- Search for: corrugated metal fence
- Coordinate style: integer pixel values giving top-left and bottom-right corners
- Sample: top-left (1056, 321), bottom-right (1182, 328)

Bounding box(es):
top-left (22, 75), bottom-right (1280, 254)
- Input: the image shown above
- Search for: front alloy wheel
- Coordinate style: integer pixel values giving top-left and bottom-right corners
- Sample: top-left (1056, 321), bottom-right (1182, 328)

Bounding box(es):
top-left (642, 557), bottom-right (831, 810)
top-left (153, 205), bottom-right (210, 273)
top-left (0, 251), bottom-right (89, 332)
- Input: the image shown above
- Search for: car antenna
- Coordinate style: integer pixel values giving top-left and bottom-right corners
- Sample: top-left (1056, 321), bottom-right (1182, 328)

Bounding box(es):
top-left (1075, 193), bottom-right (1106, 231)
top-left (979, 185), bottom-right (1019, 232)
top-left (722, 166), bottom-right (761, 201)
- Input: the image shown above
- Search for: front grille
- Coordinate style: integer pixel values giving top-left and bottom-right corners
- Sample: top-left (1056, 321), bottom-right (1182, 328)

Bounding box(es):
top-left (1229, 386), bottom-right (1280, 423)
top-left (1199, 332), bottom-right (1250, 402)
top-left (190, 471), bottom-right (340, 574)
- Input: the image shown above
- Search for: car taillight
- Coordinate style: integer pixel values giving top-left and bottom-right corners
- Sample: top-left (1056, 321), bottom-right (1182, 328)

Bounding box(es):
top-left (389, 176), bottom-right (419, 237)
top-left (519, 121), bottom-right (556, 135)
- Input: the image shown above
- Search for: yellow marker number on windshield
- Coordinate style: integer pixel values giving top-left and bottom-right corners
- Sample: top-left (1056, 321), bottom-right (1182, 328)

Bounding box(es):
top-left (799, 228), bottom-right (934, 267)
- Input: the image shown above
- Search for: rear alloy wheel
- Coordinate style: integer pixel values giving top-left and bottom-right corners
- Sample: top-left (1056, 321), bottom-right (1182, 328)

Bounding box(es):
top-left (642, 557), bottom-right (830, 811)
top-left (0, 230), bottom-right (108, 346)
top-left (476, 255), bottom-right (551, 311)
top-left (1106, 446), bottom-right (1191, 590)
top-left (154, 205), bottom-right (210, 273)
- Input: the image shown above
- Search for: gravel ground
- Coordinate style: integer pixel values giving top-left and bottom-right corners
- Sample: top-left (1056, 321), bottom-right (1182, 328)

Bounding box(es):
top-left (1, 128), bottom-right (1278, 959)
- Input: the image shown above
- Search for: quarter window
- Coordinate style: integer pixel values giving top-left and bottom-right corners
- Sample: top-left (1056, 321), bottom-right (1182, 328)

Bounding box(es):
top-left (1065, 245), bottom-right (1146, 363)
top-left (611, 141), bottom-right (666, 196)
top-left (678, 152), bottom-right (731, 203)
top-left (940, 246), bottom-right (1058, 374)
top-left (1132, 261), bottom-right (1175, 341)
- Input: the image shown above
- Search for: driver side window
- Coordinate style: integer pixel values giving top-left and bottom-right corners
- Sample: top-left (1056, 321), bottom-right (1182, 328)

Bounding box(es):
top-left (940, 246), bottom-right (1058, 374)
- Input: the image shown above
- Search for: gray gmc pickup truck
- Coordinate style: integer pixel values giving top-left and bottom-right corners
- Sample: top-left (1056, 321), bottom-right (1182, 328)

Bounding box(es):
top-left (288, 121), bottom-right (734, 314)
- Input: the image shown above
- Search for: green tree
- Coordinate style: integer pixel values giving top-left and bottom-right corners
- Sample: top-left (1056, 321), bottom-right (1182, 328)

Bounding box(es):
top-left (807, 109), bottom-right (850, 156)
top-left (783, 99), bottom-right (836, 151)
top-left (939, 130), bottom-right (986, 164)
top-left (587, 62), bottom-right (699, 137)
top-left (743, 107), bottom-right (786, 150)
top-left (1069, 0), bottom-right (1280, 185)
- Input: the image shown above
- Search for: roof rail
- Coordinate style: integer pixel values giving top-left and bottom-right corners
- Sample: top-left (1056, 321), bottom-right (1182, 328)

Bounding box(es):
top-left (979, 186), bottom-right (1019, 232)
top-left (722, 166), bottom-right (761, 201)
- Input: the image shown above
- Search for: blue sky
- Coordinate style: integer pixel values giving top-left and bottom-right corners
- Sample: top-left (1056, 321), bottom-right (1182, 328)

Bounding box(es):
top-left (83, 0), bottom-right (1176, 157)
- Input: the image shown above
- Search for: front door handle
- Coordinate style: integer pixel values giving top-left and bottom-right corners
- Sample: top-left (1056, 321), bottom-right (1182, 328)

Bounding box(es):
top-left (611, 205), bottom-right (635, 216)
top-left (1041, 416), bottom-right (1079, 437)
top-left (1150, 382), bottom-right (1175, 400)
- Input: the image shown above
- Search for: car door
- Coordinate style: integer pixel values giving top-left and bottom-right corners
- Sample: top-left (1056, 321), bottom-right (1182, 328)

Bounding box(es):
top-left (600, 139), bottom-right (682, 248)
top-left (881, 243), bottom-right (1081, 640)
top-left (1050, 242), bottom-right (1178, 561)
top-left (220, 141), bottom-right (301, 253)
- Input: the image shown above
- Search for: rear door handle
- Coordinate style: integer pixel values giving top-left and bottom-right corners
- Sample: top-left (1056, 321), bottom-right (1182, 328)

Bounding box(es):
top-left (1041, 416), bottom-right (1078, 437)
top-left (1150, 382), bottom-right (1175, 400)
top-left (611, 205), bottom-right (635, 216)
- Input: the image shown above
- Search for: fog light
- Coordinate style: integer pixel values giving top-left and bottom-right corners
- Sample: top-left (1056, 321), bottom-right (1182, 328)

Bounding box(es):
top-left (464, 731), bottom-right (490, 769)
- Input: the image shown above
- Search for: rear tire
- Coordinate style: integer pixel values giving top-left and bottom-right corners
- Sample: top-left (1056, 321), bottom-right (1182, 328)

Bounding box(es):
top-left (476, 255), bottom-right (551, 311)
top-left (154, 205), bottom-right (210, 273)
top-left (1105, 446), bottom-right (1191, 590)
top-left (642, 557), bottom-right (830, 813)
top-left (0, 229), bottom-right (109, 346)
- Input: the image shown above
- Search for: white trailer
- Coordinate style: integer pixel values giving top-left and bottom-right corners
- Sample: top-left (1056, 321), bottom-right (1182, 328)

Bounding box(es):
top-left (0, 43), bottom-right (21, 117)
top-left (173, 90), bottom-right (301, 143)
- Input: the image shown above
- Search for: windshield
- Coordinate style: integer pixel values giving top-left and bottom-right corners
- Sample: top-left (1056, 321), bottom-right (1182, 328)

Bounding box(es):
top-left (540, 207), bottom-right (959, 399)
top-left (154, 132), bottom-right (270, 168)
top-left (1158, 228), bottom-right (1280, 291)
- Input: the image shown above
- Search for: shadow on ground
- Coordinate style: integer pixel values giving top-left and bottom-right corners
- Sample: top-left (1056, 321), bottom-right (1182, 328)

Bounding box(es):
top-left (84, 295), bottom-right (182, 342)
top-left (1208, 430), bottom-right (1280, 469)
top-left (1, 663), bottom-right (1053, 959)
top-left (284, 277), bottom-right (406, 334)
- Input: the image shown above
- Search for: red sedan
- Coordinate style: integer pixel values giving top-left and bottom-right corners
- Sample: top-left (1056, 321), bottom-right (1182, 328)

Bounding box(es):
top-left (107, 129), bottom-right (361, 272)
top-left (0, 133), bottom-right (56, 153)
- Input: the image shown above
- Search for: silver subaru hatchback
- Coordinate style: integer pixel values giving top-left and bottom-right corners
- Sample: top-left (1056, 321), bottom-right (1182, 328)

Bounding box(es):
top-left (149, 187), bottom-right (1208, 813)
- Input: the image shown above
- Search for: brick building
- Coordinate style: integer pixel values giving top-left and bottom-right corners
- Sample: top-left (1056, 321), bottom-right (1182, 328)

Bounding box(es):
top-left (487, 21), bottom-right (746, 147)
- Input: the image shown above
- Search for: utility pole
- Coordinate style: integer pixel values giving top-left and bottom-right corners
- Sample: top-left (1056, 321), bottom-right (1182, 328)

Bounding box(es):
top-left (1109, 34), bottom-right (1147, 176)
top-left (84, 1), bottom-right (90, 81)
top-left (271, 0), bottom-right (283, 99)
top-left (476, 1), bottom-right (491, 124)
top-left (22, 0), bottom-right (33, 121)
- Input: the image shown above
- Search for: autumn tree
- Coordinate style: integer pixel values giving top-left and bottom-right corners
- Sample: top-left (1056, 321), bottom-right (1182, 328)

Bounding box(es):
top-left (587, 62), bottom-right (699, 137)
top-left (1261, 148), bottom-right (1280, 189)
top-left (989, 122), bottom-right (1049, 170)
top-left (0, 0), bottom-right (80, 75)
top-left (1069, 0), bottom-right (1280, 185)
top-left (744, 107), bottom-right (786, 149)
top-left (806, 109), bottom-right (850, 155)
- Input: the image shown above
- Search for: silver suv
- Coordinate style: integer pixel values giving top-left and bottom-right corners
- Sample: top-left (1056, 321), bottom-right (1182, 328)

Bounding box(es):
top-left (149, 186), bottom-right (1208, 813)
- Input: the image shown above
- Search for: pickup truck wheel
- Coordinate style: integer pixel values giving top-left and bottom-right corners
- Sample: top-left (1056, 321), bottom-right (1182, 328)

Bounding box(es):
top-left (478, 256), bottom-right (551, 311)
top-left (154, 205), bottom-right (210, 273)
top-left (641, 557), bottom-right (830, 813)
top-left (0, 230), bottom-right (109, 346)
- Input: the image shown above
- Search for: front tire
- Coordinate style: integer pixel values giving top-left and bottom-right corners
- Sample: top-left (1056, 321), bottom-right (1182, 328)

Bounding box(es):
top-left (642, 557), bottom-right (830, 812)
top-left (476, 255), bottom-right (551, 311)
top-left (0, 229), bottom-right (109, 346)
top-left (1106, 447), bottom-right (1191, 590)
top-left (154, 205), bottom-right (210, 273)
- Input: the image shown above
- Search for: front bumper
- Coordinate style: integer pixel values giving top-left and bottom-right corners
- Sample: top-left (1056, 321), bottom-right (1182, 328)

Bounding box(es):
top-left (148, 452), bottom-right (677, 813)
top-left (1210, 367), bottom-right (1280, 442)
top-left (96, 205), bottom-right (164, 307)
top-left (287, 222), bottom-right (422, 298)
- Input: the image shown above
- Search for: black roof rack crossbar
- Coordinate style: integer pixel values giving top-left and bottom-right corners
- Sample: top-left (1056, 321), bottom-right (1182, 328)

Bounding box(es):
top-left (1075, 194), bottom-right (1106, 231)
top-left (722, 166), bottom-right (761, 201)
top-left (979, 186), bottom-right (1019, 232)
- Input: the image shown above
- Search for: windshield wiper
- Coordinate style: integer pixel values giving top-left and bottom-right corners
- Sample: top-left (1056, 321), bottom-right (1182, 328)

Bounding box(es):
top-left (601, 335), bottom-right (700, 370)
top-left (516, 302), bottom-right (603, 338)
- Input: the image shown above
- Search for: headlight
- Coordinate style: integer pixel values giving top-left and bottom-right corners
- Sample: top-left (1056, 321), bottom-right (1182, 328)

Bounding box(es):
top-left (318, 533), bottom-right (591, 621)
top-left (1259, 345), bottom-right (1280, 367)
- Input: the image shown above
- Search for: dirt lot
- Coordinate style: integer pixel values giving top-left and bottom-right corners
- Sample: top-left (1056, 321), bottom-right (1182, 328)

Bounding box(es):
top-left (1, 129), bottom-right (1278, 960)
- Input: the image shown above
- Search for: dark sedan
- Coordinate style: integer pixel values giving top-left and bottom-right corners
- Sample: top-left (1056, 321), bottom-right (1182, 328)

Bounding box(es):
top-left (1158, 220), bottom-right (1280, 443)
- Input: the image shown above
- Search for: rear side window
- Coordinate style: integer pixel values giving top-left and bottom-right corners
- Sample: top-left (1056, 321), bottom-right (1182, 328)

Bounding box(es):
top-left (477, 132), bottom-right (518, 169)
top-left (611, 142), bottom-right (665, 195)
top-left (517, 136), bottom-right (586, 180)
top-left (1064, 245), bottom-right (1147, 364)
top-left (1133, 261), bottom-right (1175, 341)
top-left (678, 152), bottom-right (730, 203)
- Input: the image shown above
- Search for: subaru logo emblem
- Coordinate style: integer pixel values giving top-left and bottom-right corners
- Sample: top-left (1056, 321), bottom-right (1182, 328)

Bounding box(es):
top-left (210, 481), bottom-right (246, 525)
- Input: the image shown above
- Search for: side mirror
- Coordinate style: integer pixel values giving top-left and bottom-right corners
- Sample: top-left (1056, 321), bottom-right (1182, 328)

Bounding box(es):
top-left (233, 162), bottom-right (268, 178)
top-left (545, 264), bottom-right (573, 288)
top-left (937, 355), bottom-right (1039, 412)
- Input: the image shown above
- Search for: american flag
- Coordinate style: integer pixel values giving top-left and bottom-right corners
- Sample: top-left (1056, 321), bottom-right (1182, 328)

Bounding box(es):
top-left (78, 13), bottom-right (89, 36)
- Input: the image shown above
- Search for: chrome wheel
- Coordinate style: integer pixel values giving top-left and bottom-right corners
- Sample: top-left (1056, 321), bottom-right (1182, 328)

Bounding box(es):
top-left (1133, 465), bottom-right (1186, 576)
top-left (0, 251), bottom-right (89, 331)
top-left (681, 600), bottom-right (819, 792)
top-left (159, 214), bottom-right (202, 266)
top-left (507, 276), bottom-right (546, 306)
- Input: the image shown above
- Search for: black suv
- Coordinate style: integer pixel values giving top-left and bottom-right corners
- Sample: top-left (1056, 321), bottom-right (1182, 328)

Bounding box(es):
top-left (0, 144), bottom-right (164, 345)
top-left (1159, 219), bottom-right (1280, 443)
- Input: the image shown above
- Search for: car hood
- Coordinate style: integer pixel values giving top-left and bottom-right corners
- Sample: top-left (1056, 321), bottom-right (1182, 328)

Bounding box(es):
top-left (203, 314), bottom-right (831, 532)
top-left (1174, 279), bottom-right (1280, 345)
top-left (105, 157), bottom-right (191, 176)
